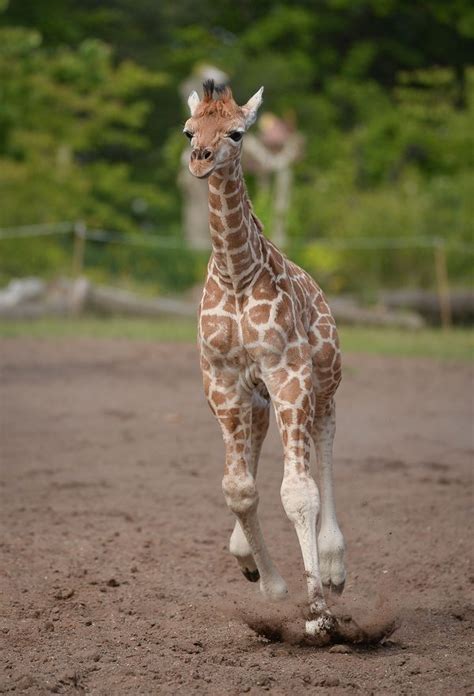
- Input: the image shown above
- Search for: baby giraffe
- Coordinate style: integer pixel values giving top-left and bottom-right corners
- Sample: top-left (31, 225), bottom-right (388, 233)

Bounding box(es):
top-left (183, 80), bottom-right (346, 638)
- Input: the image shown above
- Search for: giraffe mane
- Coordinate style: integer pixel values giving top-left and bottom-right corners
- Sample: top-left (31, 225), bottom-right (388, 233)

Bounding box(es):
top-left (239, 176), bottom-right (264, 232)
top-left (196, 81), bottom-right (240, 119)
top-left (202, 79), bottom-right (233, 103)
top-left (202, 79), bottom-right (215, 101)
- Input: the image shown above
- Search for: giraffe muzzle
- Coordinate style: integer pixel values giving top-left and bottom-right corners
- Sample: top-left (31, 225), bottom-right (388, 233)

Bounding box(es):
top-left (191, 147), bottom-right (214, 162)
top-left (189, 148), bottom-right (216, 178)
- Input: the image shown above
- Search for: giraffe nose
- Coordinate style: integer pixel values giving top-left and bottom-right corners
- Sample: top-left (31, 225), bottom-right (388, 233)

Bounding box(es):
top-left (191, 148), bottom-right (214, 162)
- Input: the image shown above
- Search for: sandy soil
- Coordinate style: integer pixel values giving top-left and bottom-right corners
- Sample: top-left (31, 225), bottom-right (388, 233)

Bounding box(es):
top-left (0, 339), bottom-right (473, 695)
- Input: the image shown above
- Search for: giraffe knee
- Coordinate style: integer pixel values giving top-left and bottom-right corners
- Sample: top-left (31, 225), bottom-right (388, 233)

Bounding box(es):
top-left (280, 471), bottom-right (320, 524)
top-left (222, 472), bottom-right (258, 515)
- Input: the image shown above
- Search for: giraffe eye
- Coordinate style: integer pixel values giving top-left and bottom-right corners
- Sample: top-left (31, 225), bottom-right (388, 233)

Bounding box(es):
top-left (183, 130), bottom-right (194, 140)
top-left (228, 131), bottom-right (243, 142)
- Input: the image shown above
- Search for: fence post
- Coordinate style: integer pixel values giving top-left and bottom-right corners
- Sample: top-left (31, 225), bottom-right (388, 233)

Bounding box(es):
top-left (433, 238), bottom-right (452, 329)
top-left (72, 221), bottom-right (86, 278)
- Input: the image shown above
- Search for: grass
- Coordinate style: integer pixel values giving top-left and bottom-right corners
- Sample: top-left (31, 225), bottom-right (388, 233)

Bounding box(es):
top-left (339, 326), bottom-right (473, 361)
top-left (0, 317), bottom-right (473, 361)
top-left (0, 317), bottom-right (198, 342)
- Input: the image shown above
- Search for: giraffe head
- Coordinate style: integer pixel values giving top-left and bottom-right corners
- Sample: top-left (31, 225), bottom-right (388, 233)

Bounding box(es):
top-left (183, 80), bottom-right (263, 179)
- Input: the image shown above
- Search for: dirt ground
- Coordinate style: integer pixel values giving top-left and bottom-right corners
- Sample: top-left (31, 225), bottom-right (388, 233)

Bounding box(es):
top-left (1, 339), bottom-right (473, 695)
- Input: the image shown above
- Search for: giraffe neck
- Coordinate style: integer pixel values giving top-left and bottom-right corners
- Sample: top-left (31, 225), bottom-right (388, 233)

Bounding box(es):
top-left (208, 160), bottom-right (264, 293)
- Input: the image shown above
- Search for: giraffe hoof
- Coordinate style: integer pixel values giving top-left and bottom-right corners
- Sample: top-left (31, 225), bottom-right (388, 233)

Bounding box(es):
top-left (305, 612), bottom-right (339, 642)
top-left (242, 568), bottom-right (260, 583)
top-left (323, 577), bottom-right (345, 596)
top-left (329, 579), bottom-right (345, 596)
top-left (260, 576), bottom-right (288, 601)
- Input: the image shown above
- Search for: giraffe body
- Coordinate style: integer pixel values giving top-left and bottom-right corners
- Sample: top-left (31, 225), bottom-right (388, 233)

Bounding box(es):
top-left (184, 81), bottom-right (346, 638)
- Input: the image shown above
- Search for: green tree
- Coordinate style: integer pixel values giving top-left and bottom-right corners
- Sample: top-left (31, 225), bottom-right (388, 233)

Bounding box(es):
top-left (1, 0), bottom-right (473, 291)
top-left (0, 26), bottom-right (166, 230)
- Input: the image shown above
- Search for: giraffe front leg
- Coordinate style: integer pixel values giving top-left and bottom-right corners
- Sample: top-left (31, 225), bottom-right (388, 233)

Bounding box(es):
top-left (218, 394), bottom-right (287, 601)
top-left (229, 521), bottom-right (259, 582)
top-left (229, 394), bottom-right (270, 583)
top-left (267, 365), bottom-right (337, 640)
top-left (313, 403), bottom-right (346, 595)
top-left (279, 428), bottom-right (336, 639)
top-left (223, 470), bottom-right (287, 600)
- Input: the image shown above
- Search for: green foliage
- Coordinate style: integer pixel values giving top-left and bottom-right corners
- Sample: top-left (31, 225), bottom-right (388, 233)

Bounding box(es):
top-left (83, 240), bottom-right (209, 295)
top-left (0, 21), bottom-right (169, 278)
top-left (0, 1), bottom-right (473, 293)
top-left (288, 66), bottom-right (474, 293)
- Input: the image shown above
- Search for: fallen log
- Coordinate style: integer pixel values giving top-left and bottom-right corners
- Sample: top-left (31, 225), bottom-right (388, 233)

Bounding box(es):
top-left (0, 300), bottom-right (69, 319)
top-left (0, 278), bottom-right (46, 309)
top-left (0, 277), bottom-right (430, 328)
top-left (83, 281), bottom-right (196, 318)
top-left (329, 297), bottom-right (424, 329)
top-left (381, 290), bottom-right (474, 325)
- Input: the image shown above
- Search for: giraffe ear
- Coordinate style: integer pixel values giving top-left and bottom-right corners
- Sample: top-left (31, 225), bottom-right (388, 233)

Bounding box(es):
top-left (187, 90), bottom-right (200, 116)
top-left (242, 86), bottom-right (264, 129)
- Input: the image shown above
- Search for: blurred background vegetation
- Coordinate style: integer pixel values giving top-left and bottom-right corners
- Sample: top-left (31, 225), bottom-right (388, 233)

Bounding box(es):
top-left (0, 0), bottom-right (473, 296)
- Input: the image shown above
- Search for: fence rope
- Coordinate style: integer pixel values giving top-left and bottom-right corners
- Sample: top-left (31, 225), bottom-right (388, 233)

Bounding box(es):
top-left (0, 222), bottom-right (74, 239)
top-left (0, 222), bottom-right (473, 252)
top-left (80, 230), bottom-right (474, 253)
top-left (85, 229), bottom-right (189, 249)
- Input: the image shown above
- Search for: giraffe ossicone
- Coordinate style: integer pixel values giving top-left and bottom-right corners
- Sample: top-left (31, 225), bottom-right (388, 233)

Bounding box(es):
top-left (183, 80), bottom-right (346, 639)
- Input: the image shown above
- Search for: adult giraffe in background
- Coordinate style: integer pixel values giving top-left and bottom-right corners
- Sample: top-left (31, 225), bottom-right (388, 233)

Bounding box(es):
top-left (183, 80), bottom-right (346, 639)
